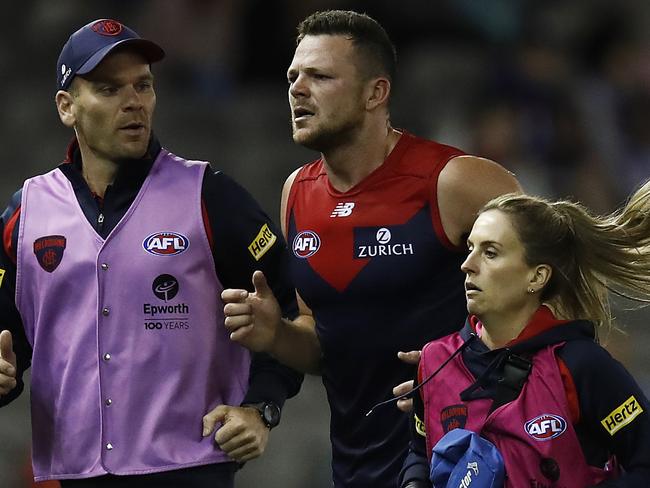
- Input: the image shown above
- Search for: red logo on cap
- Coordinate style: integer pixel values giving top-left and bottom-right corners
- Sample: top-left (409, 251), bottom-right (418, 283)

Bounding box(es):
top-left (91, 20), bottom-right (123, 36)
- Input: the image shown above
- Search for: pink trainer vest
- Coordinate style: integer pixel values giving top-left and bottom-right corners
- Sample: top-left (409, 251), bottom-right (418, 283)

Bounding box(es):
top-left (16, 150), bottom-right (250, 481)
top-left (420, 333), bottom-right (616, 487)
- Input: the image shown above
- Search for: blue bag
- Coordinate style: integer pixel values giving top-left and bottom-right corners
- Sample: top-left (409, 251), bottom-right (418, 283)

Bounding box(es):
top-left (430, 428), bottom-right (506, 488)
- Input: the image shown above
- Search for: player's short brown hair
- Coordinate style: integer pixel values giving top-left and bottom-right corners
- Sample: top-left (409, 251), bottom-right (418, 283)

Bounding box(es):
top-left (297, 10), bottom-right (397, 84)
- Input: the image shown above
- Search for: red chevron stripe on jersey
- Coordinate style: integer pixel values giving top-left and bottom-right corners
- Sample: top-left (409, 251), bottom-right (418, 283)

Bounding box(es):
top-left (286, 131), bottom-right (463, 292)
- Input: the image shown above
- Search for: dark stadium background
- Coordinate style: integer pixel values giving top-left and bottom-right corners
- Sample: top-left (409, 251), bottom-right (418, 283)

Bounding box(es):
top-left (0, 1), bottom-right (647, 486)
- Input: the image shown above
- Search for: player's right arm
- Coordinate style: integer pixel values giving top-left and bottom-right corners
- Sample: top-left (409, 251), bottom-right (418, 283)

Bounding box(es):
top-left (223, 168), bottom-right (322, 374)
top-left (0, 192), bottom-right (33, 405)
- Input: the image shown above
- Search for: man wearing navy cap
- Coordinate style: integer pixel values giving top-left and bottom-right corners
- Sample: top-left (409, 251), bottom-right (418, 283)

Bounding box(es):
top-left (0, 19), bottom-right (301, 487)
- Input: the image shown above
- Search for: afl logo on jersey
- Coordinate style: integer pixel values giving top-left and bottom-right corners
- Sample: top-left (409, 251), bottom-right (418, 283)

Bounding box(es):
top-left (525, 414), bottom-right (567, 441)
top-left (293, 230), bottom-right (321, 258)
top-left (143, 232), bottom-right (190, 256)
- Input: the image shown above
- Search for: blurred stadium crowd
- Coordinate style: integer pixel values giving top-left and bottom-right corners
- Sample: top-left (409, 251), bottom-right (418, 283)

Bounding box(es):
top-left (0, 1), bottom-right (647, 487)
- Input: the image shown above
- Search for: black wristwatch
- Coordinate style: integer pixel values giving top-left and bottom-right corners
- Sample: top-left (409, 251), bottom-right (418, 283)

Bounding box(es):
top-left (244, 402), bottom-right (281, 429)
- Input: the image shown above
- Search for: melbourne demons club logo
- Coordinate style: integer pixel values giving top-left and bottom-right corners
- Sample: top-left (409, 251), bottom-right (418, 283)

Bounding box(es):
top-left (143, 232), bottom-right (190, 256)
top-left (293, 230), bottom-right (321, 258)
top-left (440, 404), bottom-right (468, 433)
top-left (33, 235), bottom-right (66, 272)
top-left (525, 414), bottom-right (567, 441)
top-left (91, 19), bottom-right (123, 36)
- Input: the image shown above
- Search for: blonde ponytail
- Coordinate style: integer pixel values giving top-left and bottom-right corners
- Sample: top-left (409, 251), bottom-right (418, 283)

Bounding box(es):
top-left (482, 180), bottom-right (650, 329)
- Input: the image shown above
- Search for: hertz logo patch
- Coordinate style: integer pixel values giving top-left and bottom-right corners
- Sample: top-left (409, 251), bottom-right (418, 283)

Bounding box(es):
top-left (0, 268), bottom-right (5, 288)
top-left (248, 224), bottom-right (277, 261)
top-left (414, 413), bottom-right (426, 437)
top-left (601, 395), bottom-right (644, 436)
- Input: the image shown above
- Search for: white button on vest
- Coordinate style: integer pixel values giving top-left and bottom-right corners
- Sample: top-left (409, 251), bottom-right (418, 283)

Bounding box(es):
top-left (106, 443), bottom-right (113, 450)
top-left (103, 353), bottom-right (111, 361)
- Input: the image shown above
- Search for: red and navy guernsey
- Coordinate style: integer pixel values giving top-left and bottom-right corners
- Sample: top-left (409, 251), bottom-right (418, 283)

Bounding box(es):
top-left (286, 131), bottom-right (467, 488)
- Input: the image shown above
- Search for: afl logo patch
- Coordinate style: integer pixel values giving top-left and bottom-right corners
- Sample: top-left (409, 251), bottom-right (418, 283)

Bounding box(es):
top-left (293, 230), bottom-right (320, 258)
top-left (91, 19), bottom-right (123, 36)
top-left (143, 232), bottom-right (189, 256)
top-left (525, 414), bottom-right (567, 441)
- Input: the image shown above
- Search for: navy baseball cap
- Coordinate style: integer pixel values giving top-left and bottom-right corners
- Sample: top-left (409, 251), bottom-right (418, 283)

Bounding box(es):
top-left (57, 19), bottom-right (165, 91)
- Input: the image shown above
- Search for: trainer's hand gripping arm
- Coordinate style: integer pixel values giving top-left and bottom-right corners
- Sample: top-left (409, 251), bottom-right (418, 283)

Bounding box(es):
top-left (202, 405), bottom-right (269, 463)
top-left (393, 350), bottom-right (421, 413)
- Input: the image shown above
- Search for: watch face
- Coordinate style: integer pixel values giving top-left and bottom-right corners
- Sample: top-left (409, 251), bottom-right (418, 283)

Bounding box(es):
top-left (263, 403), bottom-right (281, 427)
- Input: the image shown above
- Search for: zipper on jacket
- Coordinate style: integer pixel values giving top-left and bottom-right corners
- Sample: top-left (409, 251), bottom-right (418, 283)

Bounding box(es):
top-left (97, 213), bottom-right (105, 233)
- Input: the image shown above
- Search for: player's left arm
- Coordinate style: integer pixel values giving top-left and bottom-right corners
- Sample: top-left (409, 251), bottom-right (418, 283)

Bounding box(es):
top-left (437, 156), bottom-right (522, 248)
top-left (390, 156), bottom-right (521, 411)
top-left (200, 167), bottom-right (303, 461)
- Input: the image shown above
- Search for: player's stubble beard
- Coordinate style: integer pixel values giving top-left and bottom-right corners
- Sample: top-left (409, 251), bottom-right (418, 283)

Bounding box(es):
top-left (291, 109), bottom-right (364, 154)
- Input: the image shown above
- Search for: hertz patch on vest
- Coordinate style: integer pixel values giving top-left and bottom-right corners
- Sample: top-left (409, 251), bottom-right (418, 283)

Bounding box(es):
top-left (414, 413), bottom-right (426, 437)
top-left (601, 395), bottom-right (644, 436)
top-left (0, 268), bottom-right (5, 288)
top-left (248, 224), bottom-right (277, 261)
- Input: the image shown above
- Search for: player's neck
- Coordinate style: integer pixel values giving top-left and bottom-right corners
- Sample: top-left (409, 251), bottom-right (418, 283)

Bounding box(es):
top-left (323, 124), bottom-right (401, 193)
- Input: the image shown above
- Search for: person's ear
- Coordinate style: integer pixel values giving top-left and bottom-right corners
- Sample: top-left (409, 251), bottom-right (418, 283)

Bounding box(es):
top-left (55, 90), bottom-right (76, 128)
top-left (366, 77), bottom-right (390, 111)
top-left (528, 264), bottom-right (552, 294)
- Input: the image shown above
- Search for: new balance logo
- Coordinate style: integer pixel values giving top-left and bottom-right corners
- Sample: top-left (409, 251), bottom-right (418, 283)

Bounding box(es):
top-left (330, 202), bottom-right (355, 217)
